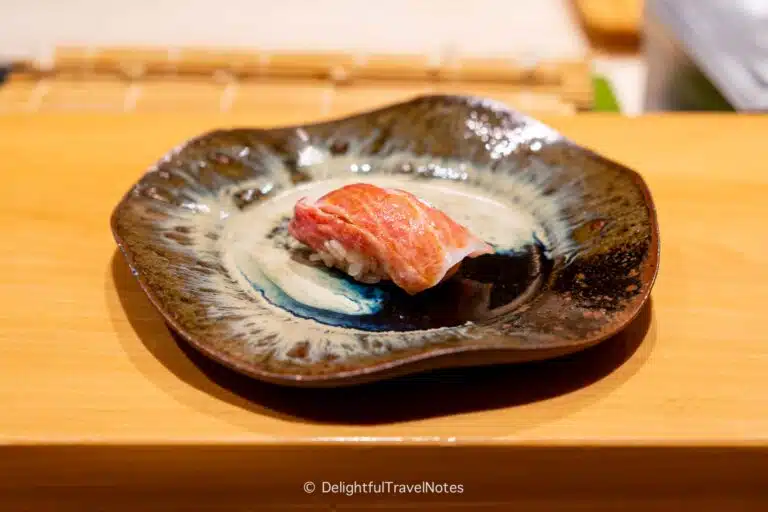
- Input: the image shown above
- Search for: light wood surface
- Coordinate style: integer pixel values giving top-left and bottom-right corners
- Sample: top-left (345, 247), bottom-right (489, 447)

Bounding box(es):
top-left (1, 112), bottom-right (767, 508)
top-left (572, 0), bottom-right (644, 37)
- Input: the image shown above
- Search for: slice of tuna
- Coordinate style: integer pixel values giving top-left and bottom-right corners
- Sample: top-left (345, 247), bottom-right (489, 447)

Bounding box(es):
top-left (288, 183), bottom-right (493, 295)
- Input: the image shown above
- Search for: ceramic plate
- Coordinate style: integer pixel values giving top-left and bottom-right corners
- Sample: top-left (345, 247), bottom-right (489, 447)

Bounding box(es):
top-left (111, 95), bottom-right (659, 387)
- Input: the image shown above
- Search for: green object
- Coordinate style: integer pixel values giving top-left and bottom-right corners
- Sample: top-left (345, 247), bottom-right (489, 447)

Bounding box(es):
top-left (592, 75), bottom-right (621, 112)
top-left (673, 65), bottom-right (734, 111)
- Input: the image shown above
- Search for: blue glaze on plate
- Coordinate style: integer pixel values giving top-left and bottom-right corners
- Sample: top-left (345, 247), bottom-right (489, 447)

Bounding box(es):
top-left (239, 262), bottom-right (393, 331)
top-left (240, 234), bottom-right (551, 332)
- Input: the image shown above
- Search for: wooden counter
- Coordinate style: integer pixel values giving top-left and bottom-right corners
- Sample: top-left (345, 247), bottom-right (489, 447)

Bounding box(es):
top-left (1, 112), bottom-right (766, 510)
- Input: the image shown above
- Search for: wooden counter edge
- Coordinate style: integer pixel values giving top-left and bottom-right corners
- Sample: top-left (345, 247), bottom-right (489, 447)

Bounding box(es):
top-left (0, 443), bottom-right (765, 508)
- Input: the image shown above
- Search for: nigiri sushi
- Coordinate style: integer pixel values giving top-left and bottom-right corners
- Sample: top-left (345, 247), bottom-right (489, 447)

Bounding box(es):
top-left (287, 183), bottom-right (493, 295)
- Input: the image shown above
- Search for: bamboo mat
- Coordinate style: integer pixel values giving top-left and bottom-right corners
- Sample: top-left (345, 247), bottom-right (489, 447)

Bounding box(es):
top-left (0, 47), bottom-right (592, 118)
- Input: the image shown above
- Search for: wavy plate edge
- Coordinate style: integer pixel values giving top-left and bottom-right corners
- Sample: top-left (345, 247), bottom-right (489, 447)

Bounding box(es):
top-left (110, 94), bottom-right (660, 387)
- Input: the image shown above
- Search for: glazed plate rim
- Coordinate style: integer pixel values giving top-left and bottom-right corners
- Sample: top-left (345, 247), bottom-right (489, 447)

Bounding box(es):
top-left (110, 94), bottom-right (660, 387)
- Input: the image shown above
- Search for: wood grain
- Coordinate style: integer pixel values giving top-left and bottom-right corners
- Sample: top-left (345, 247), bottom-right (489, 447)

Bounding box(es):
top-left (1, 113), bottom-right (766, 508)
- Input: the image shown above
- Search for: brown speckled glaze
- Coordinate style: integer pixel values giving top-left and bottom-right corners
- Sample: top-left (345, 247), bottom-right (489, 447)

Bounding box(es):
top-left (111, 95), bottom-right (659, 387)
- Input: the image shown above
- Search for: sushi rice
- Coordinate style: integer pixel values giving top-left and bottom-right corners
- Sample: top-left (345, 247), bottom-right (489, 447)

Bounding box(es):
top-left (308, 239), bottom-right (385, 284)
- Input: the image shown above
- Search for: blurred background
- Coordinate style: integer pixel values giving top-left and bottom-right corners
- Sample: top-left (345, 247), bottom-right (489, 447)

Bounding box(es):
top-left (0, 0), bottom-right (765, 119)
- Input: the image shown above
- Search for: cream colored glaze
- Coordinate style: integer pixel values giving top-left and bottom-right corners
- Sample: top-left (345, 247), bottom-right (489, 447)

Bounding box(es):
top-left (153, 149), bottom-right (582, 364)
top-left (223, 176), bottom-right (547, 316)
top-left (225, 190), bottom-right (382, 316)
